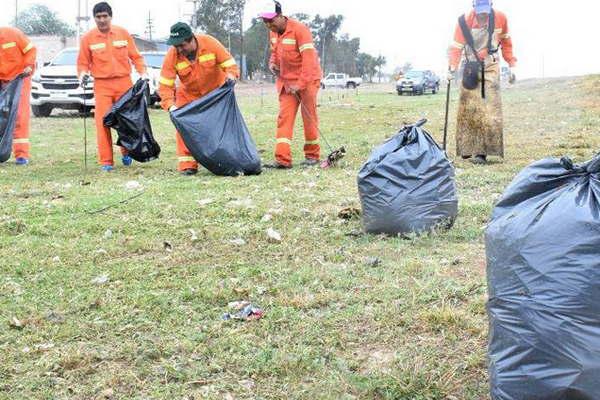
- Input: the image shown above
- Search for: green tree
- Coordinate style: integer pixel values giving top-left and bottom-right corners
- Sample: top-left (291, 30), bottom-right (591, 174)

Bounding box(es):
top-left (244, 17), bottom-right (270, 79)
top-left (310, 14), bottom-right (344, 70)
top-left (14, 4), bottom-right (75, 37)
top-left (196, 0), bottom-right (247, 79)
top-left (357, 53), bottom-right (377, 82)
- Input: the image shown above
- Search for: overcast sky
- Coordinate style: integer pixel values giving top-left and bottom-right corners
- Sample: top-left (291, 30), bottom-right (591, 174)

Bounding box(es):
top-left (2, 0), bottom-right (599, 78)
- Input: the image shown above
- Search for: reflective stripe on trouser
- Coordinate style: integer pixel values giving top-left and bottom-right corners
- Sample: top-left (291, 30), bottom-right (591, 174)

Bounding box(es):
top-left (13, 76), bottom-right (32, 159)
top-left (275, 81), bottom-right (321, 166)
top-left (93, 76), bottom-right (132, 166)
top-left (175, 131), bottom-right (198, 171)
top-left (173, 90), bottom-right (200, 171)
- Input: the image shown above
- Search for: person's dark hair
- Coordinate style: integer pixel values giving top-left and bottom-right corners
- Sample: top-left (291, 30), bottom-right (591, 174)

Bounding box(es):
top-left (93, 2), bottom-right (112, 17)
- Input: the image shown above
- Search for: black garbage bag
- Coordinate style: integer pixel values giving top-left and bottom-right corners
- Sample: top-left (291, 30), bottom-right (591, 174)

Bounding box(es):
top-left (0, 75), bottom-right (24, 163)
top-left (357, 119), bottom-right (458, 235)
top-left (486, 154), bottom-right (600, 400)
top-left (103, 79), bottom-right (161, 163)
top-left (170, 80), bottom-right (262, 176)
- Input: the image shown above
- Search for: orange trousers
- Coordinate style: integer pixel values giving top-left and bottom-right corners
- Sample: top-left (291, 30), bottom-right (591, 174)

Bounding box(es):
top-left (275, 80), bottom-right (321, 167)
top-left (1, 76), bottom-right (32, 159)
top-left (93, 76), bottom-right (132, 166)
top-left (174, 92), bottom-right (199, 171)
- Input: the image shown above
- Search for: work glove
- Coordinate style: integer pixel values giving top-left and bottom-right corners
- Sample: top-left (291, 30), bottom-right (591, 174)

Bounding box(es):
top-left (509, 67), bottom-right (516, 84)
top-left (226, 72), bottom-right (237, 84)
top-left (79, 73), bottom-right (91, 89)
top-left (22, 66), bottom-right (33, 77)
top-left (169, 105), bottom-right (178, 113)
top-left (269, 63), bottom-right (280, 77)
top-left (447, 69), bottom-right (455, 82)
top-left (141, 72), bottom-right (150, 81)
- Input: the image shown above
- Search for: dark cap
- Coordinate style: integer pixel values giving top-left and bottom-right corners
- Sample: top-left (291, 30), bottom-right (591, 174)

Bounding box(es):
top-left (167, 22), bottom-right (194, 46)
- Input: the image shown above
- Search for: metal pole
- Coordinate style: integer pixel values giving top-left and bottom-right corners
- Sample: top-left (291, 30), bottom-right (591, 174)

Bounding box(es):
top-left (443, 75), bottom-right (452, 152)
top-left (76, 0), bottom-right (81, 44)
top-left (15, 0), bottom-right (18, 27)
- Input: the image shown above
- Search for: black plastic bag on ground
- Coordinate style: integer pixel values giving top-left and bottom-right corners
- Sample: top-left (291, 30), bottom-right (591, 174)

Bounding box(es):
top-left (170, 80), bottom-right (261, 176)
top-left (0, 75), bottom-right (24, 163)
top-left (357, 119), bottom-right (458, 235)
top-left (103, 79), bottom-right (161, 163)
top-left (486, 154), bottom-right (600, 400)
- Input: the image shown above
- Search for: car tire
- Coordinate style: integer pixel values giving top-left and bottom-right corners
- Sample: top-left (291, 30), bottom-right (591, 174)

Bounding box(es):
top-left (432, 84), bottom-right (439, 94)
top-left (346, 82), bottom-right (356, 89)
top-left (320, 83), bottom-right (325, 89)
top-left (32, 104), bottom-right (53, 117)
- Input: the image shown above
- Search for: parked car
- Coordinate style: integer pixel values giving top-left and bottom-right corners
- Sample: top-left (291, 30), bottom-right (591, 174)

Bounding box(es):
top-left (396, 70), bottom-right (440, 95)
top-left (133, 51), bottom-right (166, 106)
top-left (321, 73), bottom-right (363, 89)
top-left (31, 48), bottom-right (94, 117)
top-left (31, 48), bottom-right (162, 117)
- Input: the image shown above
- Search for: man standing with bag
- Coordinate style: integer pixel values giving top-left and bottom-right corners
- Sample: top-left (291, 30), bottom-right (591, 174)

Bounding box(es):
top-left (261, 1), bottom-right (323, 169)
top-left (448, 0), bottom-right (517, 165)
top-left (0, 26), bottom-right (36, 165)
top-left (158, 22), bottom-right (239, 176)
top-left (77, 2), bottom-right (147, 172)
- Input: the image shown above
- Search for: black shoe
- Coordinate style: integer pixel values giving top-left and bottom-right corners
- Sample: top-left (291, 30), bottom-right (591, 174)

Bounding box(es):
top-left (300, 158), bottom-right (320, 167)
top-left (471, 155), bottom-right (487, 165)
top-left (461, 155), bottom-right (472, 160)
top-left (181, 168), bottom-right (198, 176)
top-left (263, 161), bottom-right (292, 169)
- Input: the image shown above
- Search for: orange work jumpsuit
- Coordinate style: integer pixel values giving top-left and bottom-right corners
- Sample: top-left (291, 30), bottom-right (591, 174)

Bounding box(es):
top-left (159, 34), bottom-right (239, 171)
top-left (77, 25), bottom-right (146, 166)
top-left (448, 9), bottom-right (517, 71)
top-left (0, 27), bottom-right (36, 160)
top-left (269, 18), bottom-right (323, 167)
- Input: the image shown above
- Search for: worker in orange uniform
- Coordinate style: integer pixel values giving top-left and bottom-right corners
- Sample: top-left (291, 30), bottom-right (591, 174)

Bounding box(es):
top-left (261, 1), bottom-right (323, 169)
top-left (77, 2), bottom-right (147, 172)
top-left (448, 0), bottom-right (517, 165)
top-left (159, 22), bottom-right (239, 176)
top-left (0, 26), bottom-right (36, 165)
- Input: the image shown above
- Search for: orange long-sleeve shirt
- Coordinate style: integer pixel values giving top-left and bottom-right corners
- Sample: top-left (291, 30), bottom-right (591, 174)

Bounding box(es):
top-left (448, 9), bottom-right (517, 71)
top-left (0, 27), bottom-right (36, 81)
top-left (269, 18), bottom-right (322, 91)
top-left (77, 25), bottom-right (145, 79)
top-left (158, 34), bottom-right (239, 110)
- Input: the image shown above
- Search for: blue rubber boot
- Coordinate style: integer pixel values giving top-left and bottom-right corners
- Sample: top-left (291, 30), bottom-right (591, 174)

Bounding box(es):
top-left (101, 165), bottom-right (114, 172)
top-left (122, 155), bottom-right (133, 167)
top-left (15, 157), bottom-right (29, 166)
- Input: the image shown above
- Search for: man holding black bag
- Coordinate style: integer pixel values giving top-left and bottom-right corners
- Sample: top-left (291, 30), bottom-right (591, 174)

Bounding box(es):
top-left (448, 0), bottom-right (517, 165)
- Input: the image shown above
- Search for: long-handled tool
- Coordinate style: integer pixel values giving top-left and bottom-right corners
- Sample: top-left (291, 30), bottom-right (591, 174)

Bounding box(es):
top-left (81, 75), bottom-right (90, 172)
top-left (294, 92), bottom-right (346, 168)
top-left (442, 74), bottom-right (452, 152)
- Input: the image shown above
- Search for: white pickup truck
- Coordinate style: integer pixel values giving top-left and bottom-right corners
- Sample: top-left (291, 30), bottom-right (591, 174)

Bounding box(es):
top-left (30, 48), bottom-right (162, 117)
top-left (321, 73), bottom-right (363, 89)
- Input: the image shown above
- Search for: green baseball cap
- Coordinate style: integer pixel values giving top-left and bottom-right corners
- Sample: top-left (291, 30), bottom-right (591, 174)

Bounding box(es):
top-left (167, 22), bottom-right (193, 46)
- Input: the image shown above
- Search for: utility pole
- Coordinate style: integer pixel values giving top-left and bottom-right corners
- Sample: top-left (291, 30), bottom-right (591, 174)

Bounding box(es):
top-left (186, 0), bottom-right (199, 30)
top-left (76, 0), bottom-right (90, 44)
top-left (145, 11), bottom-right (154, 41)
top-left (14, 0), bottom-right (18, 27)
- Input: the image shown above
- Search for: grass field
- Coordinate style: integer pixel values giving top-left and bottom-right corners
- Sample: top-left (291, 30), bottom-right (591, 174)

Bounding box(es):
top-left (1, 75), bottom-right (599, 399)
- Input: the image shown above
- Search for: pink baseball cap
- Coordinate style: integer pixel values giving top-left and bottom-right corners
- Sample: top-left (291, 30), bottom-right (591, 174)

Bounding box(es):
top-left (259, 12), bottom-right (278, 19)
top-left (259, 1), bottom-right (282, 20)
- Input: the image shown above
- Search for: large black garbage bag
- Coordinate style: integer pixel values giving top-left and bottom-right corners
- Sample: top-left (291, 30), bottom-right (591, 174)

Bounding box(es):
top-left (103, 79), bottom-right (161, 163)
top-left (357, 119), bottom-right (458, 235)
top-left (0, 75), bottom-right (24, 163)
top-left (486, 154), bottom-right (600, 400)
top-left (170, 80), bottom-right (262, 176)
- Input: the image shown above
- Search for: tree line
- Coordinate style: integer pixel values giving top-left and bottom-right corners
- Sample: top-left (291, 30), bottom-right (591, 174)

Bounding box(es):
top-left (11, 2), bottom-right (388, 81)
top-left (194, 1), bottom-right (386, 81)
